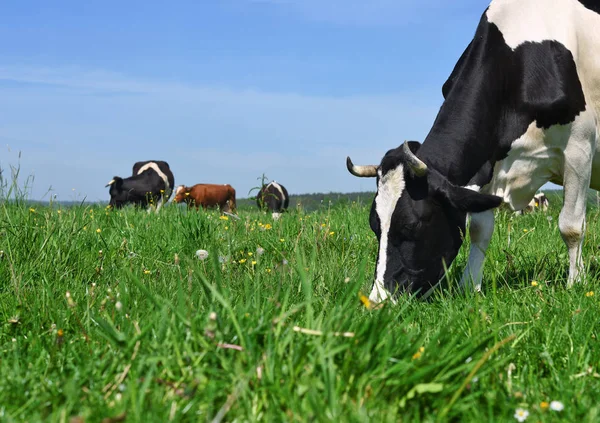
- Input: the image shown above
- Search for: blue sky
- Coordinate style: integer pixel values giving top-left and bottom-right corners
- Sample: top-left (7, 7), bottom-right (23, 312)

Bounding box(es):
top-left (0, 0), bottom-right (491, 202)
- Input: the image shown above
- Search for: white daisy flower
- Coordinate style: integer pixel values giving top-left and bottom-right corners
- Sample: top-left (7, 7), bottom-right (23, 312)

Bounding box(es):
top-left (514, 408), bottom-right (529, 422)
top-left (550, 401), bottom-right (564, 411)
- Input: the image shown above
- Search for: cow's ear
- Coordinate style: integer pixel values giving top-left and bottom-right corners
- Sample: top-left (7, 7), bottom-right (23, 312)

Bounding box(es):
top-left (113, 176), bottom-right (124, 191)
top-left (433, 176), bottom-right (502, 213)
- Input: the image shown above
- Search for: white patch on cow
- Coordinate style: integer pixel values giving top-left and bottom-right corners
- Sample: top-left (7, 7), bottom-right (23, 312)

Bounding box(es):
top-left (270, 181), bottom-right (286, 203)
top-left (137, 162), bottom-right (171, 193)
top-left (370, 165), bottom-right (405, 304)
top-left (476, 106), bottom-right (598, 287)
top-left (486, 121), bottom-right (565, 211)
top-left (487, 0), bottom-right (579, 51)
top-left (175, 185), bottom-right (185, 197)
top-left (487, 0), bottom-right (600, 115)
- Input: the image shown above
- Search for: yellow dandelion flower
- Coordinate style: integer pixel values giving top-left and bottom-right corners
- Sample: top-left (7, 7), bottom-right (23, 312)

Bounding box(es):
top-left (412, 351), bottom-right (422, 360)
top-left (224, 226), bottom-right (229, 230)
top-left (57, 210), bottom-right (62, 214)
top-left (143, 270), bottom-right (151, 275)
top-left (329, 231), bottom-right (335, 236)
top-left (83, 226), bottom-right (87, 231)
top-left (531, 280), bottom-right (538, 287)
top-left (96, 228), bottom-right (101, 234)
top-left (219, 215), bottom-right (229, 221)
top-left (359, 294), bottom-right (371, 309)
top-left (239, 259), bottom-right (247, 264)
top-left (251, 260), bottom-right (257, 266)
top-left (29, 208), bottom-right (36, 213)
top-left (523, 229), bottom-right (528, 233)
top-left (248, 252), bottom-right (253, 256)
top-left (264, 223), bottom-right (272, 230)
top-left (585, 291), bottom-right (594, 297)
top-left (540, 401), bottom-right (549, 410)
top-left (280, 238), bottom-right (285, 242)
top-left (321, 223), bottom-right (326, 227)
top-left (57, 329), bottom-right (64, 337)
top-left (266, 268), bottom-right (272, 273)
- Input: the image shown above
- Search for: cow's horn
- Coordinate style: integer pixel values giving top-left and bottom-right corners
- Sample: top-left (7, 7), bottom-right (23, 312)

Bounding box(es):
top-left (402, 141), bottom-right (428, 177)
top-left (105, 179), bottom-right (116, 187)
top-left (346, 156), bottom-right (378, 177)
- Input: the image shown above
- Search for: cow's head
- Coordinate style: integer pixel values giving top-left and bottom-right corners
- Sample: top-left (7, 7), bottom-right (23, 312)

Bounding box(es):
top-left (347, 141), bottom-right (502, 300)
top-left (106, 176), bottom-right (126, 208)
top-left (174, 185), bottom-right (191, 203)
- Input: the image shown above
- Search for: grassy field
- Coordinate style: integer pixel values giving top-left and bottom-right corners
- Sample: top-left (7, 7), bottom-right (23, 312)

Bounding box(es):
top-left (1, 195), bottom-right (600, 422)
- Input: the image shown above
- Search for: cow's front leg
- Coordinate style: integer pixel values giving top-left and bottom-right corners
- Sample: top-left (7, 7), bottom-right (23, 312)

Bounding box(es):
top-left (560, 137), bottom-right (594, 286)
top-left (459, 209), bottom-right (495, 292)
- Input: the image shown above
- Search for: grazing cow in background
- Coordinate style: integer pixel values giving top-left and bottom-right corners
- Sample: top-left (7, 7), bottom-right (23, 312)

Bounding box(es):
top-left (174, 184), bottom-right (236, 213)
top-left (106, 161), bottom-right (175, 211)
top-left (517, 192), bottom-right (550, 214)
top-left (257, 181), bottom-right (289, 219)
top-left (347, 0), bottom-right (600, 303)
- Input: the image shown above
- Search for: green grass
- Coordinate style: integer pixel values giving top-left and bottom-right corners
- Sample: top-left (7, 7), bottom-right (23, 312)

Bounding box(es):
top-left (1, 198), bottom-right (599, 422)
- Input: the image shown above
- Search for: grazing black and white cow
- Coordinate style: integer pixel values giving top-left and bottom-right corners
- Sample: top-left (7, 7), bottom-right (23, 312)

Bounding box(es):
top-left (106, 161), bottom-right (175, 211)
top-left (257, 181), bottom-right (289, 218)
top-left (347, 0), bottom-right (600, 303)
top-left (517, 192), bottom-right (550, 214)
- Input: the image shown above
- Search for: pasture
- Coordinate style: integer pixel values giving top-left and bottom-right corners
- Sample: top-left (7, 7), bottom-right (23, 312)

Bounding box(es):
top-left (1, 194), bottom-right (600, 422)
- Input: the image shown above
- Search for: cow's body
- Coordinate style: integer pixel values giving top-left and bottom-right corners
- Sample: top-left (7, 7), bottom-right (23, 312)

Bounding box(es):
top-left (347, 0), bottom-right (600, 302)
top-left (107, 161), bottom-right (175, 211)
top-left (174, 184), bottom-right (236, 212)
top-left (257, 182), bottom-right (289, 215)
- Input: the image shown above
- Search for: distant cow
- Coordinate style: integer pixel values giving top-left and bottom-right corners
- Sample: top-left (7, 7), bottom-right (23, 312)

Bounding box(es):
top-left (106, 161), bottom-right (174, 211)
top-left (518, 192), bottom-right (550, 214)
top-left (174, 184), bottom-right (236, 212)
top-left (257, 182), bottom-right (289, 217)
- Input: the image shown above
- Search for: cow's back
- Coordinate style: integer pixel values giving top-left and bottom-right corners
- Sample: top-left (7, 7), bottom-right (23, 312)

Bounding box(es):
top-left (132, 160), bottom-right (175, 195)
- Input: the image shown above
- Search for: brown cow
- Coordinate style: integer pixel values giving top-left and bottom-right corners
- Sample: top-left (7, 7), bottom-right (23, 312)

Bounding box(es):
top-left (174, 184), bottom-right (236, 212)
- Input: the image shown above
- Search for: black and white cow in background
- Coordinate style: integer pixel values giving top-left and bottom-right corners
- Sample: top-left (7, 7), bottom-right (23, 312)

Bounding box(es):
top-left (347, 0), bottom-right (600, 303)
top-left (106, 160), bottom-right (175, 212)
top-left (257, 181), bottom-right (289, 219)
top-left (517, 192), bottom-right (550, 214)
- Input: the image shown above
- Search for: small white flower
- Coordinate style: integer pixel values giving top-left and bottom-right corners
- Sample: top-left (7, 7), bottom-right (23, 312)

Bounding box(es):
top-left (465, 356), bottom-right (473, 364)
top-left (209, 312), bottom-right (217, 321)
top-left (115, 393), bottom-right (122, 402)
top-left (218, 255), bottom-right (228, 263)
top-left (514, 408), bottom-right (529, 422)
top-left (272, 212), bottom-right (281, 221)
top-left (256, 247), bottom-right (265, 256)
top-left (195, 249), bottom-right (209, 260)
top-left (12, 338), bottom-right (16, 343)
top-left (550, 401), bottom-right (564, 411)
top-left (282, 259), bottom-right (289, 266)
top-left (471, 376), bottom-right (479, 383)
top-left (115, 301), bottom-right (123, 311)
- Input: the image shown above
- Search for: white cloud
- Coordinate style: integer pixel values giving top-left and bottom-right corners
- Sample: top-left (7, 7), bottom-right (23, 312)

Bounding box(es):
top-left (242, 0), bottom-right (469, 27)
top-left (0, 65), bottom-right (440, 201)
